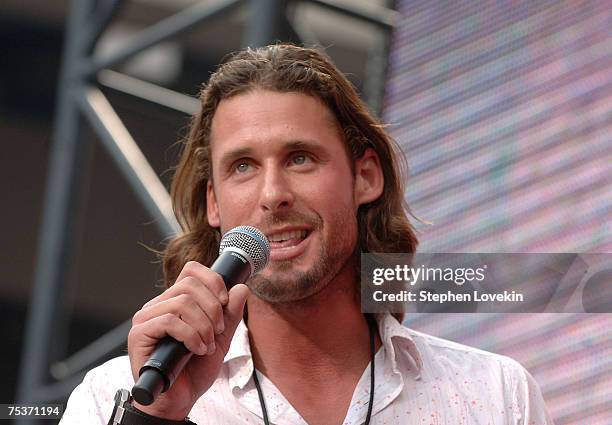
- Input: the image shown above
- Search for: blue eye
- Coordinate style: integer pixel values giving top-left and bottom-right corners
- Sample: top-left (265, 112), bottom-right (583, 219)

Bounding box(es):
top-left (235, 162), bottom-right (250, 173)
top-left (291, 154), bottom-right (310, 165)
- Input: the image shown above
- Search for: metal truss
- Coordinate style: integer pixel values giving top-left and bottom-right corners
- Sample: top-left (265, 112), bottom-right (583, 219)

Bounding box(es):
top-left (16, 0), bottom-right (398, 416)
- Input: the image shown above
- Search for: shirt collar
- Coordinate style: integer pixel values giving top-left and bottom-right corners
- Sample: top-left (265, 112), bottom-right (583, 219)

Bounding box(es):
top-left (224, 313), bottom-right (424, 391)
top-left (376, 313), bottom-right (423, 379)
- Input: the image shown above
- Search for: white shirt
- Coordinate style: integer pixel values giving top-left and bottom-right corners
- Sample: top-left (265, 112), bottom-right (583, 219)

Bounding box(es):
top-left (60, 314), bottom-right (553, 424)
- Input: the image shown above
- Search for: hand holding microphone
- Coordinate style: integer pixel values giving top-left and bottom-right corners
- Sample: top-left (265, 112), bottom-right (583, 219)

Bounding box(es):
top-left (127, 226), bottom-right (269, 420)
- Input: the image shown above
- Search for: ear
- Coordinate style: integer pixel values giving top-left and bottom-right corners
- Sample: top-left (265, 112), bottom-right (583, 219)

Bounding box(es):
top-left (207, 180), bottom-right (220, 227)
top-left (354, 148), bottom-right (384, 207)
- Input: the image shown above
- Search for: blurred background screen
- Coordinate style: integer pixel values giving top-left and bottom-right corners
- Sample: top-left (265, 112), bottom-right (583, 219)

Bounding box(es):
top-left (385, 2), bottom-right (611, 424)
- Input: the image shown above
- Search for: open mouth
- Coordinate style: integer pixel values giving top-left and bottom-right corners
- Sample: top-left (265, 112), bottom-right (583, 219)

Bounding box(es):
top-left (265, 228), bottom-right (312, 261)
top-left (267, 229), bottom-right (309, 249)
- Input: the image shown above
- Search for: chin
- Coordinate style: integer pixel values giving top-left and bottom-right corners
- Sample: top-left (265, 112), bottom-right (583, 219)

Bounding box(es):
top-left (247, 269), bottom-right (328, 304)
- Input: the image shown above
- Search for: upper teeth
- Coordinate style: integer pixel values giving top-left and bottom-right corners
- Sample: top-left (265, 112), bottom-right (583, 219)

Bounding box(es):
top-left (268, 230), bottom-right (307, 242)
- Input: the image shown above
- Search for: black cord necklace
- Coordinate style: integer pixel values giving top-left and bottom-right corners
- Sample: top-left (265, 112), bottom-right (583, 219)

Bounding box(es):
top-left (251, 314), bottom-right (377, 425)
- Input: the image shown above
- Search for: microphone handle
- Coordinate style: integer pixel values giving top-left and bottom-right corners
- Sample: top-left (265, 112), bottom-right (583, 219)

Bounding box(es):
top-left (131, 251), bottom-right (252, 405)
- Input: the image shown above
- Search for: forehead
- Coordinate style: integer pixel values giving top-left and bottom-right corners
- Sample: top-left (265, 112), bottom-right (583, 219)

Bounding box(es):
top-left (209, 90), bottom-right (344, 156)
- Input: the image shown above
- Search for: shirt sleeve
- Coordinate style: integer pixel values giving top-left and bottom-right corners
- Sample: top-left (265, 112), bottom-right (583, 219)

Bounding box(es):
top-left (502, 357), bottom-right (555, 425)
top-left (59, 356), bottom-right (134, 425)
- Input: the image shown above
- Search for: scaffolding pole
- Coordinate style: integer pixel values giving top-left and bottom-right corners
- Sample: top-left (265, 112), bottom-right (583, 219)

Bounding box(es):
top-left (16, 0), bottom-right (397, 418)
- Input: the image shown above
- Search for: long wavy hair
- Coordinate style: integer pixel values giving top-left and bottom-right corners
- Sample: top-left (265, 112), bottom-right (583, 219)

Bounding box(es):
top-left (163, 44), bottom-right (418, 295)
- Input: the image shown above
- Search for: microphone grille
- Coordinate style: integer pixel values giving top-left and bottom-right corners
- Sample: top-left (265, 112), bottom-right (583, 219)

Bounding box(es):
top-left (219, 226), bottom-right (270, 274)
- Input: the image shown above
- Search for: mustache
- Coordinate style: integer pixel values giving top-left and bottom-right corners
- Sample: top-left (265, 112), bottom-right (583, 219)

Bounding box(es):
top-left (257, 210), bottom-right (321, 231)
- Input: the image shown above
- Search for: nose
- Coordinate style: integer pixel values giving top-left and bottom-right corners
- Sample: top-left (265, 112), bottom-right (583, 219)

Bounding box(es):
top-left (259, 165), bottom-right (295, 213)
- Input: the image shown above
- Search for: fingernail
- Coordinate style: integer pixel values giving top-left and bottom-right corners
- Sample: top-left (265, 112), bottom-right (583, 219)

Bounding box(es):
top-left (216, 322), bottom-right (225, 335)
top-left (208, 342), bottom-right (216, 355)
top-left (199, 342), bottom-right (207, 355)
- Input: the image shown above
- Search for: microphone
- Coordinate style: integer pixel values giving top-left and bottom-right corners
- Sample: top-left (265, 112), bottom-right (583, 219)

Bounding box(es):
top-left (131, 225), bottom-right (270, 405)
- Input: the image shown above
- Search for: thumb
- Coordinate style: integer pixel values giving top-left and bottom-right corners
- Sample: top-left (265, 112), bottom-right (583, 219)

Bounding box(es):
top-left (223, 283), bottom-right (250, 333)
top-left (213, 284), bottom-right (250, 357)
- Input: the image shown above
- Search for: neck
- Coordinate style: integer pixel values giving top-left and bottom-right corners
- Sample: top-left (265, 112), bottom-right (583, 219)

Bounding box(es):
top-left (246, 265), bottom-right (380, 382)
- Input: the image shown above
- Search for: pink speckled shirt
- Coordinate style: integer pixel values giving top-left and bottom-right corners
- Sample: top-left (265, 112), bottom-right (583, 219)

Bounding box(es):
top-left (60, 314), bottom-right (553, 424)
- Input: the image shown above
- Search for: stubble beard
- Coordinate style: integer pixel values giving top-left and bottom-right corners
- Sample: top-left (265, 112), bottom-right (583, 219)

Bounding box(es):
top-left (247, 210), bottom-right (358, 304)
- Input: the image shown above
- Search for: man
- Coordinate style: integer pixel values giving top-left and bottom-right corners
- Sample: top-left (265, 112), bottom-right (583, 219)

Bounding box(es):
top-left (61, 44), bottom-right (552, 424)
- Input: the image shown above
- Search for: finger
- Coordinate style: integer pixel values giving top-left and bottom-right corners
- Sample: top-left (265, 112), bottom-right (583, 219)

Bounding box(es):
top-left (176, 261), bottom-right (229, 305)
top-left (147, 275), bottom-right (222, 307)
top-left (212, 284), bottom-right (250, 357)
top-left (141, 262), bottom-right (227, 311)
top-left (181, 283), bottom-right (226, 335)
top-left (129, 313), bottom-right (209, 356)
top-left (142, 293), bottom-right (162, 310)
top-left (144, 279), bottom-right (226, 334)
top-left (132, 293), bottom-right (219, 342)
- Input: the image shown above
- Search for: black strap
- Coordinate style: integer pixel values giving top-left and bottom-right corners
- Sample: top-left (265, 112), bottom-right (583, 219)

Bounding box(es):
top-left (363, 314), bottom-right (377, 424)
top-left (127, 404), bottom-right (196, 425)
top-left (108, 397), bottom-right (196, 425)
top-left (252, 367), bottom-right (270, 424)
